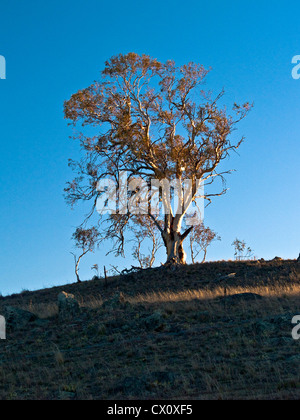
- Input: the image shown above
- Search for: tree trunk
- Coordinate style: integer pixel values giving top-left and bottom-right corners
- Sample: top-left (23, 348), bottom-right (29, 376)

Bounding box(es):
top-left (160, 211), bottom-right (194, 266)
top-left (72, 253), bottom-right (84, 283)
top-left (75, 258), bottom-right (81, 283)
top-left (201, 249), bottom-right (207, 264)
top-left (162, 231), bottom-right (188, 266)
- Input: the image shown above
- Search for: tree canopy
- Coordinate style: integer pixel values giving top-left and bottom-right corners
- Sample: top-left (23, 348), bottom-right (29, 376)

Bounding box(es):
top-left (64, 53), bottom-right (252, 265)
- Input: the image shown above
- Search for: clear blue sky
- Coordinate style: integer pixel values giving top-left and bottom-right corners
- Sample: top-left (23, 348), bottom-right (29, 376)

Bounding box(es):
top-left (0, 0), bottom-right (299, 296)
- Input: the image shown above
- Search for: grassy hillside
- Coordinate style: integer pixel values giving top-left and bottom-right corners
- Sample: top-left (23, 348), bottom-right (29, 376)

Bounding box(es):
top-left (0, 259), bottom-right (299, 400)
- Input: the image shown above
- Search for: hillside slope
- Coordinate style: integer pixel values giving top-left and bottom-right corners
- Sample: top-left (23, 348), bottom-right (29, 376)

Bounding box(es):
top-left (0, 259), bottom-right (299, 400)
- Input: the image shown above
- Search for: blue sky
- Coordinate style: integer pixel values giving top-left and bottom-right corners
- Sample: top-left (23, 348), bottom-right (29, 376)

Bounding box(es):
top-left (0, 0), bottom-right (299, 295)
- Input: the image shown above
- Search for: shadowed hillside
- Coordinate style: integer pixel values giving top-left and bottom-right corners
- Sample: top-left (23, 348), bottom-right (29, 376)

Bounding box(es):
top-left (0, 259), bottom-right (299, 400)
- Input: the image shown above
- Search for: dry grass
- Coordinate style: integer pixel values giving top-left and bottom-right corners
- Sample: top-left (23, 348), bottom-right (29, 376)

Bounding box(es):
top-left (0, 259), bottom-right (299, 400)
top-left (128, 283), bottom-right (300, 305)
top-left (22, 302), bottom-right (59, 319)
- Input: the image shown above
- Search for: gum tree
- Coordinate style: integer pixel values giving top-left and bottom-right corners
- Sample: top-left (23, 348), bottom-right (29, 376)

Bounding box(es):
top-left (232, 238), bottom-right (253, 261)
top-left (64, 53), bottom-right (251, 266)
top-left (189, 223), bottom-right (220, 264)
top-left (131, 216), bottom-right (163, 269)
top-left (71, 227), bottom-right (99, 283)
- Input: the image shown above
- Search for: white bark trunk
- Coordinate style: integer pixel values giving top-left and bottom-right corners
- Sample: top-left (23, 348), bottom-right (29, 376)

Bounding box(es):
top-left (163, 231), bottom-right (187, 265)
